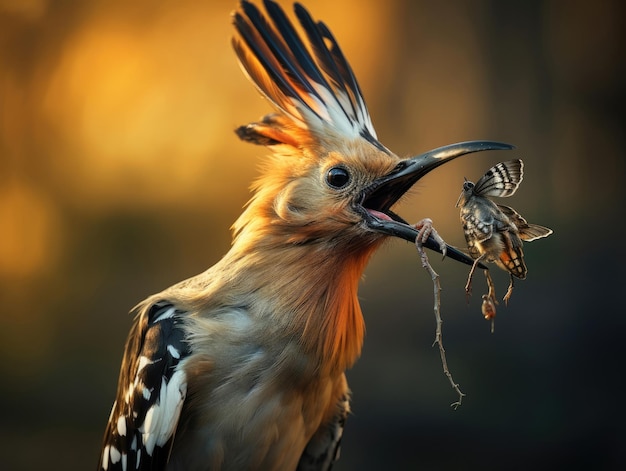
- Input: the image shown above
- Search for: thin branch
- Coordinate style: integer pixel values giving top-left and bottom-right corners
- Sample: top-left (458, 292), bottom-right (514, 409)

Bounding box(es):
top-left (415, 240), bottom-right (465, 409)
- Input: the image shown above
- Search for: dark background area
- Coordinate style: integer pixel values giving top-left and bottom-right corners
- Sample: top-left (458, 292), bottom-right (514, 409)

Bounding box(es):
top-left (1, 0), bottom-right (624, 469)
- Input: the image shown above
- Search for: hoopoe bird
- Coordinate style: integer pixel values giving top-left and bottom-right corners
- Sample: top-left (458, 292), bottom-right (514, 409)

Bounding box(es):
top-left (99, 1), bottom-right (512, 469)
top-left (457, 160), bottom-right (553, 304)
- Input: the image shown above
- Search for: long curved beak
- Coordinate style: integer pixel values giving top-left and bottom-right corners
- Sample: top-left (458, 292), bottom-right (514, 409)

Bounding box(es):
top-left (361, 140), bottom-right (515, 266)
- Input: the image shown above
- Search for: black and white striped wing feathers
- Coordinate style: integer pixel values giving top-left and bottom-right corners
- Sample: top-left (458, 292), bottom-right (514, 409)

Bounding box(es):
top-left (473, 159), bottom-right (523, 198)
top-left (101, 302), bottom-right (190, 470)
top-left (297, 393), bottom-right (349, 471)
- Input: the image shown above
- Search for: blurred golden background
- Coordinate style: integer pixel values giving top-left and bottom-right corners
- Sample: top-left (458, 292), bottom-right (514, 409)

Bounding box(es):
top-left (1, 0), bottom-right (624, 469)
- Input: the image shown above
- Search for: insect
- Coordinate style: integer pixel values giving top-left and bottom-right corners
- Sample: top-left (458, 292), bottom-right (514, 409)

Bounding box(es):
top-left (457, 159), bottom-right (553, 305)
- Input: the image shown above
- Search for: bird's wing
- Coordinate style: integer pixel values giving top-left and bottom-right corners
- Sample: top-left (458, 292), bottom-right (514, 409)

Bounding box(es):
top-left (497, 204), bottom-right (553, 241)
top-left (232, 0), bottom-right (386, 151)
top-left (297, 392), bottom-right (350, 471)
top-left (100, 302), bottom-right (190, 471)
top-left (473, 160), bottom-right (524, 197)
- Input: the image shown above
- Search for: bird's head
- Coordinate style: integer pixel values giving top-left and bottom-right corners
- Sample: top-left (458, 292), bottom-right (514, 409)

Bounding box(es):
top-left (231, 0), bottom-right (512, 262)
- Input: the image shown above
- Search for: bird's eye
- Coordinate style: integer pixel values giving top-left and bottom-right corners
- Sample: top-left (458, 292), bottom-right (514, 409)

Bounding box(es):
top-left (326, 167), bottom-right (351, 189)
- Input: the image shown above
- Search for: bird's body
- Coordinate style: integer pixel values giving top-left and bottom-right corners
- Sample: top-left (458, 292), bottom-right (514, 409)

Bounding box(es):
top-left (457, 159), bottom-right (553, 302)
top-left (102, 223), bottom-right (366, 470)
top-left (100, 1), bottom-right (513, 469)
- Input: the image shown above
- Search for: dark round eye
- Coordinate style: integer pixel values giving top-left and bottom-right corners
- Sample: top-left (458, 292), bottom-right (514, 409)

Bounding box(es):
top-left (326, 166), bottom-right (351, 189)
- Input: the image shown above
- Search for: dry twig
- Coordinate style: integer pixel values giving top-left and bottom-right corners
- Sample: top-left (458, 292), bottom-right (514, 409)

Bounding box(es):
top-left (415, 238), bottom-right (465, 409)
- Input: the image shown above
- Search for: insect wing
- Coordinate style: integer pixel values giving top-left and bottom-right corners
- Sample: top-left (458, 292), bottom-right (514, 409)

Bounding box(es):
top-left (497, 231), bottom-right (527, 279)
top-left (497, 204), bottom-right (553, 242)
top-left (473, 160), bottom-right (523, 198)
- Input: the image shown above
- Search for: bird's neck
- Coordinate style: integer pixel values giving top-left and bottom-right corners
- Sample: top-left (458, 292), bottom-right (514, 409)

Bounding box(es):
top-left (224, 235), bottom-right (376, 374)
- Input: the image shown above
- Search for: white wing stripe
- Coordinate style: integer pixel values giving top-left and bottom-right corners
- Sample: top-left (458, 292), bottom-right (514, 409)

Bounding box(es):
top-left (139, 367), bottom-right (188, 456)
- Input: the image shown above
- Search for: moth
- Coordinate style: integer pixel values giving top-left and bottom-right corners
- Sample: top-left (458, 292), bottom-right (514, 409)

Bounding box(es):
top-left (456, 159), bottom-right (553, 304)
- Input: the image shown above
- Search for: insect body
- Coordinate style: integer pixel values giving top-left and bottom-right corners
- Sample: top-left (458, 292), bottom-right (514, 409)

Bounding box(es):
top-left (457, 160), bottom-right (552, 304)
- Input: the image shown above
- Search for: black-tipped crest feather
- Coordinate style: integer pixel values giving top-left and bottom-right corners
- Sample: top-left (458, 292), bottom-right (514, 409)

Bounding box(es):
top-left (233, 0), bottom-right (379, 143)
top-left (233, 8), bottom-right (322, 121)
